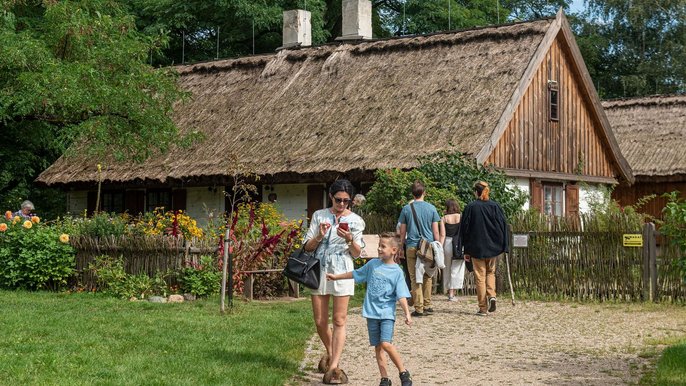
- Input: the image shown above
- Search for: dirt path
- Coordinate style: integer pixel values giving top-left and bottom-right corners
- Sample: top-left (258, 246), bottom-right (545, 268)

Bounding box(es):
top-left (294, 296), bottom-right (686, 385)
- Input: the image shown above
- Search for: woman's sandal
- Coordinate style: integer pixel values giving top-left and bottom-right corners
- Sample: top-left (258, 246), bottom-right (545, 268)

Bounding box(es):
top-left (323, 368), bottom-right (349, 384)
top-left (317, 355), bottom-right (329, 373)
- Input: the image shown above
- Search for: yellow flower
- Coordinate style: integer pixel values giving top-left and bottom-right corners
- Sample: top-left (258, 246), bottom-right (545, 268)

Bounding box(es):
top-left (23, 221), bottom-right (32, 229)
top-left (31, 216), bottom-right (40, 224)
top-left (0, 223), bottom-right (7, 232)
top-left (59, 234), bottom-right (70, 243)
top-left (12, 216), bottom-right (20, 224)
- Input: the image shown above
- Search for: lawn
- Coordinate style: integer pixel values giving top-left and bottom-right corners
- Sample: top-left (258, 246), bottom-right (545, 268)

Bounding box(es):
top-left (0, 290), bottom-right (315, 385)
top-left (642, 338), bottom-right (686, 385)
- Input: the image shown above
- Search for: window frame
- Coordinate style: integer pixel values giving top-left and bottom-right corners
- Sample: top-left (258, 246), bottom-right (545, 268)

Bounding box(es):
top-left (542, 182), bottom-right (564, 217)
top-left (548, 80), bottom-right (560, 121)
top-left (146, 189), bottom-right (172, 213)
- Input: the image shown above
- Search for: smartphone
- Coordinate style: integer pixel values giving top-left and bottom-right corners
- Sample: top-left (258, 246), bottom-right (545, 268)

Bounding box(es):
top-left (339, 222), bottom-right (349, 231)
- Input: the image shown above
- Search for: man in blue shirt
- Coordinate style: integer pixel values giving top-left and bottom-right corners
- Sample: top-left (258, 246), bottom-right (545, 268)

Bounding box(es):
top-left (398, 181), bottom-right (440, 317)
top-left (327, 232), bottom-right (413, 386)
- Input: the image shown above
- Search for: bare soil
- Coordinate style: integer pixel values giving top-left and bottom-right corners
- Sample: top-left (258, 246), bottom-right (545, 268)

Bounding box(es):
top-left (293, 296), bottom-right (686, 385)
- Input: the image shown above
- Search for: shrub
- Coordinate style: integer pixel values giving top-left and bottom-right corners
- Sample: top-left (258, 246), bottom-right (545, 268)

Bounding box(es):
top-left (89, 254), bottom-right (168, 299)
top-left (0, 217), bottom-right (75, 290)
top-left (77, 212), bottom-right (129, 238)
top-left (180, 255), bottom-right (222, 297)
top-left (133, 209), bottom-right (203, 239)
top-left (661, 192), bottom-right (686, 280)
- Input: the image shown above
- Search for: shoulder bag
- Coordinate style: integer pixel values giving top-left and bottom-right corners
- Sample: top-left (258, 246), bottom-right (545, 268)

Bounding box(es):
top-left (410, 203), bottom-right (434, 263)
top-left (283, 244), bottom-right (321, 290)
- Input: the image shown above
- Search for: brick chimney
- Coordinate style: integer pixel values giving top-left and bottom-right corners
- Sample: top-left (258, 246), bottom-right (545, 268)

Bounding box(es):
top-left (280, 9), bottom-right (311, 49)
top-left (336, 0), bottom-right (372, 41)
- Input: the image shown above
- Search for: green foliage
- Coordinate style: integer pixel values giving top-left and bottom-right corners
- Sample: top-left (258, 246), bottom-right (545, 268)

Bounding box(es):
top-left (0, 0), bottom-right (193, 219)
top-left (365, 168), bottom-right (458, 217)
top-left (89, 254), bottom-right (168, 299)
top-left (661, 192), bottom-right (686, 280)
top-left (573, 0), bottom-right (686, 97)
top-left (180, 255), bottom-right (221, 297)
top-left (583, 184), bottom-right (648, 231)
top-left (0, 221), bottom-right (75, 290)
top-left (75, 212), bottom-right (129, 238)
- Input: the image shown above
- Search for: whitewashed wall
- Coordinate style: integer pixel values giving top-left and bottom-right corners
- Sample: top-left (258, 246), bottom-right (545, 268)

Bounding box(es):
top-left (263, 184), bottom-right (309, 223)
top-left (185, 187), bottom-right (224, 227)
top-left (507, 177), bottom-right (530, 211)
top-left (579, 183), bottom-right (603, 214)
top-left (66, 191), bottom-right (88, 215)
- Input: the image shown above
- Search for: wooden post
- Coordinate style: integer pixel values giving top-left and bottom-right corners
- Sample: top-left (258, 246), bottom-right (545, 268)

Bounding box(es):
top-left (288, 279), bottom-right (300, 298)
top-left (642, 223), bottom-right (651, 301)
top-left (243, 275), bottom-right (254, 301)
top-left (649, 224), bottom-right (658, 302)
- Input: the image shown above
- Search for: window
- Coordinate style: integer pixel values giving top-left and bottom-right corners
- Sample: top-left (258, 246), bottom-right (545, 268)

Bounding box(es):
top-left (146, 190), bottom-right (171, 212)
top-left (101, 191), bottom-right (124, 213)
top-left (543, 184), bottom-right (564, 216)
top-left (548, 81), bottom-right (559, 121)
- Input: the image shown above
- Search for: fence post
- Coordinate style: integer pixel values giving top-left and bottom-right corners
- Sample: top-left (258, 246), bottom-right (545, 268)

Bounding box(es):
top-left (642, 223), bottom-right (651, 301)
top-left (649, 224), bottom-right (658, 302)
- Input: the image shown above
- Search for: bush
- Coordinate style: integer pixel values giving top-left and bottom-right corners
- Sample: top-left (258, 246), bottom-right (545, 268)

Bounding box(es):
top-left (180, 255), bottom-right (222, 297)
top-left (0, 217), bottom-right (75, 290)
top-left (661, 192), bottom-right (686, 280)
top-left (89, 254), bottom-right (168, 299)
top-left (76, 212), bottom-right (128, 238)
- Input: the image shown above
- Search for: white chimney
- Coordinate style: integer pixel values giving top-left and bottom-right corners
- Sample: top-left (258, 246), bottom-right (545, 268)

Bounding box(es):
top-left (280, 9), bottom-right (311, 49)
top-left (336, 0), bottom-right (372, 41)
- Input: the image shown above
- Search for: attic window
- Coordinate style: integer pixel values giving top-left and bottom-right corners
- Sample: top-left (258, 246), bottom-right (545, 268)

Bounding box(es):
top-left (548, 81), bottom-right (559, 121)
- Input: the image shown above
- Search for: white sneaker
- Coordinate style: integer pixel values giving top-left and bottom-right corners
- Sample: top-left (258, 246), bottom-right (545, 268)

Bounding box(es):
top-left (447, 296), bottom-right (457, 302)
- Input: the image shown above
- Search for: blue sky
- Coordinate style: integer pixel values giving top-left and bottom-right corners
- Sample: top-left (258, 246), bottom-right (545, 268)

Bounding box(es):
top-left (569, 0), bottom-right (585, 13)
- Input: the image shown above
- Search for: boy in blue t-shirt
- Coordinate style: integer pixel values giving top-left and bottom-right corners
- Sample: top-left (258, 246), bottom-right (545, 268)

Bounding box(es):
top-left (327, 232), bottom-right (413, 386)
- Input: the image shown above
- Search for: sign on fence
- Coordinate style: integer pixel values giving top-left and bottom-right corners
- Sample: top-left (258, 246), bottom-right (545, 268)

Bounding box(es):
top-left (513, 234), bottom-right (529, 248)
top-left (623, 234), bottom-right (643, 247)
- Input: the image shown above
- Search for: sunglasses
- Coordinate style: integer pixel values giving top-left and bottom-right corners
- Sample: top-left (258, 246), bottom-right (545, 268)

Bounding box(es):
top-left (333, 197), bottom-right (351, 204)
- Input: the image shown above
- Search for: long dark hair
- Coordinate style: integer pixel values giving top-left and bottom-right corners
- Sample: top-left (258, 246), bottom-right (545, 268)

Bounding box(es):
top-left (445, 199), bottom-right (461, 214)
top-left (329, 179), bottom-right (355, 207)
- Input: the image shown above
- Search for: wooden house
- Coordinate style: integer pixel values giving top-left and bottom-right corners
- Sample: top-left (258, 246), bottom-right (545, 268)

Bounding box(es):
top-left (604, 95), bottom-right (686, 219)
top-left (37, 7), bottom-right (632, 224)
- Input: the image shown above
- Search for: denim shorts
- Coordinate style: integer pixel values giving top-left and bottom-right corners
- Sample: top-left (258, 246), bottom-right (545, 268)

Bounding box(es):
top-left (366, 318), bottom-right (395, 346)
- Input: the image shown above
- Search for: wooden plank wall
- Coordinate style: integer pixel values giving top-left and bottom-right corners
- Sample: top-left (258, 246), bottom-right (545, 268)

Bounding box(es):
top-left (612, 181), bottom-right (686, 220)
top-left (487, 37), bottom-right (617, 179)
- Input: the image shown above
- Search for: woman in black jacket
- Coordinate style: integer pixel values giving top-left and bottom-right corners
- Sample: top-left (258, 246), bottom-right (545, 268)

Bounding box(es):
top-left (456, 181), bottom-right (509, 316)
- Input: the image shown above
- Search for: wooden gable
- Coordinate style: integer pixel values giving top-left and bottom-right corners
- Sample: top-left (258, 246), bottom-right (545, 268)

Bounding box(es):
top-left (486, 36), bottom-right (619, 182)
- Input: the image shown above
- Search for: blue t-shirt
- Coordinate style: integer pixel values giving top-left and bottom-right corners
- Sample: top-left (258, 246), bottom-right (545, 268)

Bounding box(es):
top-left (398, 201), bottom-right (440, 248)
top-left (352, 259), bottom-right (411, 320)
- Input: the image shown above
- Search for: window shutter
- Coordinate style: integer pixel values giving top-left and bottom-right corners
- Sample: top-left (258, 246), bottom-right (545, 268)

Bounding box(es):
top-left (87, 191), bottom-right (97, 216)
top-left (530, 180), bottom-right (543, 212)
top-left (565, 184), bottom-right (580, 218)
top-left (172, 189), bottom-right (187, 212)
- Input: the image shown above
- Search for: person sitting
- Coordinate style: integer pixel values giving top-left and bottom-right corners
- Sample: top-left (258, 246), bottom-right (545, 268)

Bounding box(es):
top-left (14, 200), bottom-right (35, 220)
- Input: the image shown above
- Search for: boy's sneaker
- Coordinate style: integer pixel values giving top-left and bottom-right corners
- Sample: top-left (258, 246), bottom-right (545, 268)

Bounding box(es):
top-left (399, 370), bottom-right (413, 386)
top-left (488, 297), bottom-right (496, 313)
top-left (379, 378), bottom-right (392, 386)
top-left (475, 310), bottom-right (488, 316)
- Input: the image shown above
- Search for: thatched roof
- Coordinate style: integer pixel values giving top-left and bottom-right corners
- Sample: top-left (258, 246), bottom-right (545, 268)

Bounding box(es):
top-left (38, 17), bottom-right (560, 187)
top-left (603, 95), bottom-right (686, 179)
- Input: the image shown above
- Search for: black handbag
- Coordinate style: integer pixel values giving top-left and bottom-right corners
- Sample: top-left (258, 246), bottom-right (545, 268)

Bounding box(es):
top-left (283, 245), bottom-right (321, 290)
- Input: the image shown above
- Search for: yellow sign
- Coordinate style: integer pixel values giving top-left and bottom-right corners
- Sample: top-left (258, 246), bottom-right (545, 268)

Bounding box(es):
top-left (623, 234), bottom-right (643, 247)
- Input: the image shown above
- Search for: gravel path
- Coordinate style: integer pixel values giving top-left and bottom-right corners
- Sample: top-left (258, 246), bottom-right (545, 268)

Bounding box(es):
top-left (294, 296), bottom-right (686, 385)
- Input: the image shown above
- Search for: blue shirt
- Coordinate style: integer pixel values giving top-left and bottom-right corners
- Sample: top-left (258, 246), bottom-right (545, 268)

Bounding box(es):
top-left (398, 201), bottom-right (440, 247)
top-left (353, 259), bottom-right (411, 320)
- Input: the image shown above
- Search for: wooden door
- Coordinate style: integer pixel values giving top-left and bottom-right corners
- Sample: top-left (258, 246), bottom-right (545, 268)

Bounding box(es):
top-left (307, 185), bottom-right (325, 222)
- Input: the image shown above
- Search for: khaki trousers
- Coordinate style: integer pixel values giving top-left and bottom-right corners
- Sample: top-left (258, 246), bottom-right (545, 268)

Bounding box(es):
top-left (406, 247), bottom-right (432, 313)
top-left (472, 255), bottom-right (498, 312)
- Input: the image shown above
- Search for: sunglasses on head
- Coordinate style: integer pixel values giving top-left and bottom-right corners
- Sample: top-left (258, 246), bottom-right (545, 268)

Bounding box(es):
top-left (334, 197), bottom-right (351, 204)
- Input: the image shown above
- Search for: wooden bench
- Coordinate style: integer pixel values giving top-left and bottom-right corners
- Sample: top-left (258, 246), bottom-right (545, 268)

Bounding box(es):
top-left (242, 269), bottom-right (299, 301)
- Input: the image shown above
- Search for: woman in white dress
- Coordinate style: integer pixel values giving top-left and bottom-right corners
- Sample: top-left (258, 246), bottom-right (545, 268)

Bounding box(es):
top-left (303, 179), bottom-right (365, 384)
top-left (439, 199), bottom-right (465, 301)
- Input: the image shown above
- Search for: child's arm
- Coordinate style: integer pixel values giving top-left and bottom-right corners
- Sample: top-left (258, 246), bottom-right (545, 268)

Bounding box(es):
top-left (326, 272), bottom-right (353, 281)
top-left (398, 297), bottom-right (412, 326)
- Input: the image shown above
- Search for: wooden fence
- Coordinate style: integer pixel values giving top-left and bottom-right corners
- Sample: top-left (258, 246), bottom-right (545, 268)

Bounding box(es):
top-left (71, 235), bottom-right (217, 288)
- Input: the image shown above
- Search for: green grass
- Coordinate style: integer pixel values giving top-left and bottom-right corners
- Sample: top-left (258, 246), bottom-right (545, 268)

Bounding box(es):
top-left (0, 290), bottom-right (315, 385)
top-left (641, 337), bottom-right (686, 386)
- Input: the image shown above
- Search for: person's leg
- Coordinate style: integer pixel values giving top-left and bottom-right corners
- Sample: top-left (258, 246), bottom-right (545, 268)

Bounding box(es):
top-left (485, 256), bottom-right (498, 301)
top-left (378, 320), bottom-right (404, 372)
top-left (406, 248), bottom-right (423, 313)
top-left (442, 256), bottom-right (452, 295)
top-left (375, 345), bottom-right (388, 378)
top-left (381, 342), bottom-right (406, 373)
top-left (328, 295), bottom-right (350, 371)
top-left (451, 259), bottom-right (466, 295)
top-left (311, 295), bottom-right (332, 356)
top-left (472, 258), bottom-right (488, 313)
top-left (422, 272), bottom-right (432, 310)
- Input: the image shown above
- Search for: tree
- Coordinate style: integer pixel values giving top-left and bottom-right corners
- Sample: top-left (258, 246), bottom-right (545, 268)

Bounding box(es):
top-left (573, 0), bottom-right (686, 98)
top-left (0, 0), bottom-right (192, 218)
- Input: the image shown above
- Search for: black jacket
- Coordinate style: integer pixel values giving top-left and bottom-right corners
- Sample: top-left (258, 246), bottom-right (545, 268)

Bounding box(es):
top-left (456, 199), bottom-right (509, 259)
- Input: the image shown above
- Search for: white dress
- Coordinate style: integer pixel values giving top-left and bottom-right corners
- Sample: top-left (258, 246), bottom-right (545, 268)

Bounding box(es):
top-left (442, 220), bottom-right (465, 291)
top-left (305, 209), bottom-right (365, 296)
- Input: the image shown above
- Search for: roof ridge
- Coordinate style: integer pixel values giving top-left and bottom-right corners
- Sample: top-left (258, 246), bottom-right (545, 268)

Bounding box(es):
top-left (603, 94), bottom-right (686, 108)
